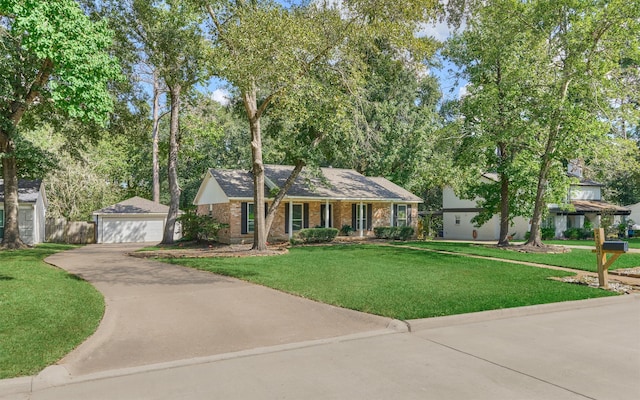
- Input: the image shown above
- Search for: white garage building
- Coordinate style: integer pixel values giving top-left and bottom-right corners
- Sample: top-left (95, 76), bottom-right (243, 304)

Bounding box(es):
top-left (93, 197), bottom-right (181, 244)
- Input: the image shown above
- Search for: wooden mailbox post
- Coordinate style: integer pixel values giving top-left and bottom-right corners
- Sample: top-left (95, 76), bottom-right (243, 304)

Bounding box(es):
top-left (593, 228), bottom-right (628, 289)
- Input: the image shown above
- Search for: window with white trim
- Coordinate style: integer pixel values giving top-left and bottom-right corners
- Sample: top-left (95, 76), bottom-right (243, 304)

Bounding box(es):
top-left (396, 204), bottom-right (408, 227)
top-left (455, 215), bottom-right (461, 225)
top-left (247, 203), bottom-right (255, 233)
top-left (291, 204), bottom-right (303, 231)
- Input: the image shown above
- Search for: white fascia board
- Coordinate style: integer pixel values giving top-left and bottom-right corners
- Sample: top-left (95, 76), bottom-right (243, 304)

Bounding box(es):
top-left (92, 212), bottom-right (172, 218)
top-left (193, 171), bottom-right (230, 205)
top-left (229, 195), bottom-right (421, 203)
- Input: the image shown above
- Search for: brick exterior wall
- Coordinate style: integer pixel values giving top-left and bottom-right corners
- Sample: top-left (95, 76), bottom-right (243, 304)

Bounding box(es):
top-left (201, 200), bottom-right (419, 243)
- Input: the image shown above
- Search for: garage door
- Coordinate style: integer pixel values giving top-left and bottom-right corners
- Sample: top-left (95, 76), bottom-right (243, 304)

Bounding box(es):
top-left (102, 217), bottom-right (165, 243)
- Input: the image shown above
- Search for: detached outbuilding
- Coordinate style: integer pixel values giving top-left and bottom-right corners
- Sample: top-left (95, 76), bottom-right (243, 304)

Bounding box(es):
top-left (93, 196), bottom-right (181, 244)
top-left (0, 179), bottom-right (47, 245)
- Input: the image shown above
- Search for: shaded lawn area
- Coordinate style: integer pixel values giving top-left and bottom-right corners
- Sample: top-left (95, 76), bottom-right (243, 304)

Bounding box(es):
top-left (397, 241), bottom-right (640, 273)
top-left (163, 244), bottom-right (615, 321)
top-left (0, 244), bottom-right (104, 379)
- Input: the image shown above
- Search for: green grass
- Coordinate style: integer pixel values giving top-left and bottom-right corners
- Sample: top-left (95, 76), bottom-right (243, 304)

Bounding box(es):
top-left (528, 238), bottom-right (640, 249)
top-left (163, 244), bottom-right (615, 321)
top-left (0, 244), bottom-right (104, 379)
top-left (396, 241), bottom-right (640, 272)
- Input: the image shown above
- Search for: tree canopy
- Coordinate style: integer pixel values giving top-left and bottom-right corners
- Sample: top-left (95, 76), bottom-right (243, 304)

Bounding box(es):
top-left (0, 0), bottom-right (120, 248)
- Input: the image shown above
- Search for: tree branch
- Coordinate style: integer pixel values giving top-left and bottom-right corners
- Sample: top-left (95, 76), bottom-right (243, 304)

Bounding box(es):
top-left (10, 58), bottom-right (54, 126)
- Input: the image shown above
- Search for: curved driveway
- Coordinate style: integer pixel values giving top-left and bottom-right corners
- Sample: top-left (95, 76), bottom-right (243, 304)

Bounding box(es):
top-left (45, 244), bottom-right (393, 376)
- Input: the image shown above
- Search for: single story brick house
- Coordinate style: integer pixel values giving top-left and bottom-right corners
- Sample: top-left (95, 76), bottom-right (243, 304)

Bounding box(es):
top-left (0, 179), bottom-right (47, 245)
top-left (193, 165), bottom-right (422, 244)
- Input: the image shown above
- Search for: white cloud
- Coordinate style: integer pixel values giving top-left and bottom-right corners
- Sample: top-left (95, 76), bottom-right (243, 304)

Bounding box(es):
top-left (417, 20), bottom-right (453, 42)
top-left (211, 88), bottom-right (231, 106)
top-left (458, 83), bottom-right (469, 99)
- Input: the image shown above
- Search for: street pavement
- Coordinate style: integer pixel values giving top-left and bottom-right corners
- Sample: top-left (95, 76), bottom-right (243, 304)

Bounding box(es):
top-left (1, 245), bottom-right (639, 399)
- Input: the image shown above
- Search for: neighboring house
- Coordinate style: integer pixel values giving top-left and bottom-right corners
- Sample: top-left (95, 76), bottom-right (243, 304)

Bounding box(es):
top-left (93, 197), bottom-right (182, 244)
top-left (193, 165), bottom-right (422, 244)
top-left (626, 202), bottom-right (640, 230)
top-left (442, 169), bottom-right (631, 241)
top-left (0, 179), bottom-right (47, 245)
top-left (441, 174), bottom-right (530, 241)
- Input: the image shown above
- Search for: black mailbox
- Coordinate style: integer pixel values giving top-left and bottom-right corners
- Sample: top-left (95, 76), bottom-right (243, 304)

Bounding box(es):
top-left (602, 241), bottom-right (629, 252)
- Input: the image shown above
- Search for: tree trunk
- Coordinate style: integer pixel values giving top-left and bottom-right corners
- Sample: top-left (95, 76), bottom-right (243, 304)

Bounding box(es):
top-left (161, 84), bottom-right (181, 245)
top-left (0, 134), bottom-right (26, 249)
top-left (525, 76), bottom-right (570, 248)
top-left (242, 86), bottom-right (268, 251)
top-left (152, 70), bottom-right (161, 203)
top-left (525, 152), bottom-right (553, 247)
top-left (497, 172), bottom-right (510, 247)
top-left (264, 160), bottom-right (306, 235)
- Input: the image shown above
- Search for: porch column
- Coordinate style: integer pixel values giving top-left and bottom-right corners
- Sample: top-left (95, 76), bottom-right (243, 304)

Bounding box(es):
top-left (325, 200), bottom-right (329, 228)
top-left (359, 201), bottom-right (364, 237)
top-left (289, 201), bottom-right (293, 239)
top-left (390, 203), bottom-right (394, 226)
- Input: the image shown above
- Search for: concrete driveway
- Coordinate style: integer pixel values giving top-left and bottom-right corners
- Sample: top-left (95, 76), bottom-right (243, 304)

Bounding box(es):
top-left (40, 244), bottom-right (394, 376)
top-left (3, 295), bottom-right (638, 400)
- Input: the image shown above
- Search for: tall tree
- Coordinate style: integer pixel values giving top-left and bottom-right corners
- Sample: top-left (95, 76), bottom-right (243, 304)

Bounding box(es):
top-left (200, 0), bottom-right (440, 251)
top-left (444, 0), bottom-right (535, 246)
top-left (136, 0), bottom-right (209, 244)
top-left (444, 0), bottom-right (640, 246)
top-left (0, 0), bottom-right (120, 248)
top-left (523, 0), bottom-right (640, 246)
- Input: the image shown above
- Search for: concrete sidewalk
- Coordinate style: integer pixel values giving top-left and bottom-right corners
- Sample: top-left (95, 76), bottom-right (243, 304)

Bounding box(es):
top-left (3, 295), bottom-right (638, 399)
top-left (38, 244), bottom-right (395, 376)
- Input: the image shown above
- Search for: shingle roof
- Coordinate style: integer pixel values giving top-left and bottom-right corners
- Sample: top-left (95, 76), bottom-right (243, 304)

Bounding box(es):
top-left (0, 179), bottom-right (42, 203)
top-left (93, 196), bottom-right (172, 215)
top-left (549, 200), bottom-right (631, 215)
top-left (209, 169), bottom-right (260, 199)
top-left (208, 165), bottom-right (422, 202)
top-left (368, 177), bottom-right (423, 202)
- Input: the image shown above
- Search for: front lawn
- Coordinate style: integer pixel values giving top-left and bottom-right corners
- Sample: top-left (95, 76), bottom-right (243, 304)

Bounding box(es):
top-left (0, 244), bottom-right (104, 379)
top-left (398, 241), bottom-right (640, 272)
top-left (163, 244), bottom-right (615, 320)
top-left (533, 238), bottom-right (640, 249)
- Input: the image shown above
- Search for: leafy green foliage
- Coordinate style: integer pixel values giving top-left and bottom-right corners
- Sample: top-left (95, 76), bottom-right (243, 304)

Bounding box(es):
top-left (340, 224), bottom-right (354, 236)
top-left (373, 226), bottom-right (415, 241)
top-left (177, 210), bottom-right (227, 242)
top-left (443, 0), bottom-right (640, 245)
top-left (0, 0), bottom-right (121, 125)
top-left (563, 228), bottom-right (593, 241)
top-left (292, 228), bottom-right (339, 244)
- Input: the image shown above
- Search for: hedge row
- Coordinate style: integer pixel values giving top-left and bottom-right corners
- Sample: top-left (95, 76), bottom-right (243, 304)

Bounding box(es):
top-left (373, 226), bottom-right (414, 241)
top-left (293, 228), bottom-right (339, 244)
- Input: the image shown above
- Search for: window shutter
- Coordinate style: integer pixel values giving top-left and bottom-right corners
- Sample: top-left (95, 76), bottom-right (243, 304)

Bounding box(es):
top-left (393, 204), bottom-right (398, 227)
top-left (320, 204), bottom-right (326, 227)
top-left (303, 203), bottom-right (309, 228)
top-left (367, 204), bottom-right (373, 230)
top-left (407, 205), bottom-right (412, 225)
top-left (241, 202), bottom-right (248, 234)
top-left (351, 204), bottom-right (356, 229)
top-left (285, 206), bottom-right (289, 234)
top-left (265, 202), bottom-right (269, 217)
